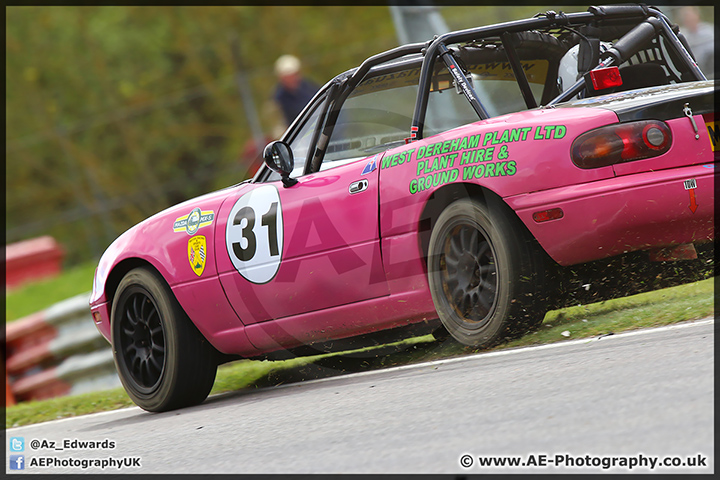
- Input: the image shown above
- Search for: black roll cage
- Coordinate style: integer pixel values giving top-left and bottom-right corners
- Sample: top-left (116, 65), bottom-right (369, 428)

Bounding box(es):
top-left (407, 4), bottom-right (704, 141)
top-left (257, 4), bottom-right (705, 181)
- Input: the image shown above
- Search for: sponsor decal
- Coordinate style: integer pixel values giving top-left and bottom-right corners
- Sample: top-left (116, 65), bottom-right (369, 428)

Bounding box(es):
top-left (226, 185), bottom-right (284, 284)
top-left (410, 125), bottom-right (419, 141)
top-left (361, 154), bottom-right (378, 175)
top-left (376, 124), bottom-right (567, 195)
top-left (376, 123), bottom-right (570, 194)
top-left (173, 207), bottom-right (214, 235)
top-left (706, 121), bottom-right (718, 151)
top-left (683, 178), bottom-right (698, 213)
top-left (188, 235), bottom-right (207, 276)
top-left (466, 60), bottom-right (549, 84)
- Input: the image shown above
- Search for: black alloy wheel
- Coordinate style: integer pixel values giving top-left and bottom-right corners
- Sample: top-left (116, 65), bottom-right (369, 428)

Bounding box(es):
top-left (111, 267), bottom-right (218, 412)
top-left (441, 222), bottom-right (498, 326)
top-left (428, 197), bottom-right (545, 347)
top-left (116, 289), bottom-right (166, 393)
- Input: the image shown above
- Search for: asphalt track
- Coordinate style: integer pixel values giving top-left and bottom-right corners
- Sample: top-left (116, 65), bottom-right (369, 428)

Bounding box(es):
top-left (6, 318), bottom-right (714, 474)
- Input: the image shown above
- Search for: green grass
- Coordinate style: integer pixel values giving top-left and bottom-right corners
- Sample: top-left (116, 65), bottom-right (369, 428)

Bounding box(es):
top-left (5, 260), bottom-right (97, 322)
top-left (4, 357), bottom-right (323, 428)
top-left (500, 275), bottom-right (714, 349)
top-left (6, 389), bottom-right (135, 428)
top-left (6, 277), bottom-right (714, 429)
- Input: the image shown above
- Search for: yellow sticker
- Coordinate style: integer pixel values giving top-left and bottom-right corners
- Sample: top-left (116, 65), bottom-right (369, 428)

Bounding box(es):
top-left (468, 60), bottom-right (550, 85)
top-left (173, 208), bottom-right (214, 235)
top-left (706, 121), bottom-right (718, 151)
top-left (188, 235), bottom-right (206, 277)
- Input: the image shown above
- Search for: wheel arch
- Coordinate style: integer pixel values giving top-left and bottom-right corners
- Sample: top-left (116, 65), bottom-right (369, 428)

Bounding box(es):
top-left (417, 181), bottom-right (560, 309)
top-left (109, 261), bottom-right (220, 411)
top-left (106, 257), bottom-right (231, 361)
top-left (105, 258), bottom-right (160, 313)
top-left (421, 182), bottom-right (562, 346)
top-left (105, 257), bottom-right (229, 355)
top-left (417, 182), bottom-right (537, 265)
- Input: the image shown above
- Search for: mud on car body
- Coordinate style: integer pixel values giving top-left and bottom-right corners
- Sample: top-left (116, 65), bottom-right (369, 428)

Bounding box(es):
top-left (90, 4), bottom-right (716, 411)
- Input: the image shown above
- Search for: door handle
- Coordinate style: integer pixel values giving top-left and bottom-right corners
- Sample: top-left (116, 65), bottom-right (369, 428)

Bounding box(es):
top-left (349, 179), bottom-right (369, 194)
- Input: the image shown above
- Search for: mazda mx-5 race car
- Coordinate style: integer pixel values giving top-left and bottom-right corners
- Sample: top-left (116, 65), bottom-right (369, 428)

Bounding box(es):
top-left (90, 5), bottom-right (715, 411)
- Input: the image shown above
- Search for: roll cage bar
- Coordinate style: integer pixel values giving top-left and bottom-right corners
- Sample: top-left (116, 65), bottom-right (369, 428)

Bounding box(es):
top-left (408, 4), bottom-right (704, 141)
top-left (257, 4), bottom-right (705, 181)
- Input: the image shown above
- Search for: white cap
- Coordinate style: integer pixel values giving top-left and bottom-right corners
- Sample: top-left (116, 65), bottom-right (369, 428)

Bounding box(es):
top-left (275, 54), bottom-right (301, 76)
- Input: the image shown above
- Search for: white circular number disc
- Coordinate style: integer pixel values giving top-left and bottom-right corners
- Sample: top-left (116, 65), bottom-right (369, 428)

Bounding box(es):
top-left (225, 185), bottom-right (284, 284)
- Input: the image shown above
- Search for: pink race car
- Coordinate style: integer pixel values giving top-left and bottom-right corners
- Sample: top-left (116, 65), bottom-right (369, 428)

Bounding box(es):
top-left (90, 5), bottom-right (715, 411)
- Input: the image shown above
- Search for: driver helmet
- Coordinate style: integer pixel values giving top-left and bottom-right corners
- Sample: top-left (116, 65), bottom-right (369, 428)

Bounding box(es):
top-left (558, 41), bottom-right (612, 94)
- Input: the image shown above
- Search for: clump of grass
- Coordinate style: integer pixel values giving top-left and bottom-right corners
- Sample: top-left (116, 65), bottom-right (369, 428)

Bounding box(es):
top-left (500, 276), bottom-right (714, 349)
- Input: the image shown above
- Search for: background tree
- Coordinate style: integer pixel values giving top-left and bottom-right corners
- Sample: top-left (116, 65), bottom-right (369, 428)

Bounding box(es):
top-left (6, 5), bottom-right (711, 265)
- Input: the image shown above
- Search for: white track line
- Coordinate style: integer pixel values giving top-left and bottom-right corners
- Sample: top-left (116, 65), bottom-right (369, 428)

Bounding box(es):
top-left (290, 316), bottom-right (715, 385)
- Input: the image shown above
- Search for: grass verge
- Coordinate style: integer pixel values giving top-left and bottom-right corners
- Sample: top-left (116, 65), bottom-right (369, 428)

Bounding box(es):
top-left (6, 276), bottom-right (713, 429)
top-left (5, 260), bottom-right (97, 322)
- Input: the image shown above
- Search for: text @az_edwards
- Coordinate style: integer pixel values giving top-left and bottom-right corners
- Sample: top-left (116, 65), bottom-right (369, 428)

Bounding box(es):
top-left (8, 436), bottom-right (141, 472)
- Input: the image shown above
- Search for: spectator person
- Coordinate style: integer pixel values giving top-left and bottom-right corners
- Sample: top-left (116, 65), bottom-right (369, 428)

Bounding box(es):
top-left (678, 6), bottom-right (714, 79)
top-left (273, 54), bottom-right (319, 127)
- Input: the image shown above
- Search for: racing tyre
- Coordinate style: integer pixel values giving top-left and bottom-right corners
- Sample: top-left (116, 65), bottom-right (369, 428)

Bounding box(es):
top-left (111, 267), bottom-right (218, 412)
top-left (428, 197), bottom-right (544, 348)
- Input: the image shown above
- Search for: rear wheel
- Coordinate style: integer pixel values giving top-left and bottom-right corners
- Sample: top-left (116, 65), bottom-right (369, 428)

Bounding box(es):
top-left (428, 197), bottom-right (545, 348)
top-left (111, 267), bottom-right (218, 412)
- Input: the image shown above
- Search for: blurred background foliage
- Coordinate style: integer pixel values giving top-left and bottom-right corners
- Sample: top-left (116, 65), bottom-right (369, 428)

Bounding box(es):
top-left (5, 5), bottom-right (712, 266)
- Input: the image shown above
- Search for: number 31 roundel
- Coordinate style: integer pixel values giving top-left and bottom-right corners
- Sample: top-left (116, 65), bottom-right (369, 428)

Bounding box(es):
top-left (226, 185), bottom-right (283, 284)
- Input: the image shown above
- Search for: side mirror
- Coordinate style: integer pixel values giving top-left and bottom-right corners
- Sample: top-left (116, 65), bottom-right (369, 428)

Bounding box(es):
top-left (263, 141), bottom-right (298, 187)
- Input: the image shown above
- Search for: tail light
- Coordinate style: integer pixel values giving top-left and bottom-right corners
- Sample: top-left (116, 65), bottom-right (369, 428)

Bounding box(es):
top-left (571, 120), bottom-right (672, 169)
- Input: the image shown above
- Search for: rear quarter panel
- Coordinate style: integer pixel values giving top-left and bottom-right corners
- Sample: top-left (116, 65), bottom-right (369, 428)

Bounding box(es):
top-left (378, 106), bottom-right (619, 293)
top-left (380, 108), bottom-right (619, 231)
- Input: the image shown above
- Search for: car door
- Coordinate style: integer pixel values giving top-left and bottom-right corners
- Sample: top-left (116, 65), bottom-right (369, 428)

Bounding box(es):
top-left (216, 90), bottom-right (389, 325)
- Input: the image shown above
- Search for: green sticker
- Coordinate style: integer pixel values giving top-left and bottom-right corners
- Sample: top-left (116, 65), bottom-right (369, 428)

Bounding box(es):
top-left (397, 123), bottom-right (567, 194)
top-left (381, 148), bottom-right (415, 170)
top-left (461, 161), bottom-right (516, 180)
top-left (533, 125), bottom-right (566, 140)
top-left (497, 145), bottom-right (508, 160)
top-left (409, 168), bottom-right (460, 194)
top-left (416, 153), bottom-right (458, 175)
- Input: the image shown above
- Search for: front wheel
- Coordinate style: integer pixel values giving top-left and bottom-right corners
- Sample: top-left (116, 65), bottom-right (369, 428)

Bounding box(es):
top-left (111, 267), bottom-right (218, 412)
top-left (427, 198), bottom-right (544, 348)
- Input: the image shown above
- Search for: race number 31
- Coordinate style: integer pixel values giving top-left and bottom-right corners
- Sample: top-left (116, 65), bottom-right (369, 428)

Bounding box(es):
top-left (226, 185), bottom-right (284, 284)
